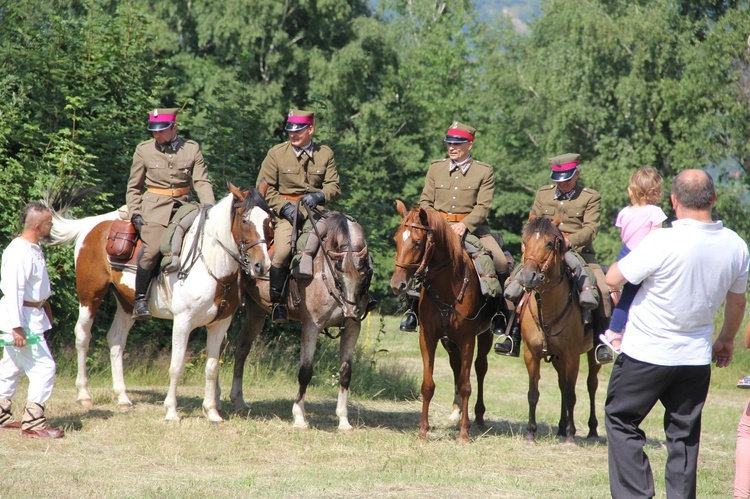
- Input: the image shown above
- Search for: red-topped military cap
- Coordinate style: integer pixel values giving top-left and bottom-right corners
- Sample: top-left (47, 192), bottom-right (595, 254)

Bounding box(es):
top-left (147, 108), bottom-right (178, 132)
top-left (285, 109), bottom-right (315, 132)
top-left (549, 153), bottom-right (580, 182)
top-left (444, 121), bottom-right (476, 144)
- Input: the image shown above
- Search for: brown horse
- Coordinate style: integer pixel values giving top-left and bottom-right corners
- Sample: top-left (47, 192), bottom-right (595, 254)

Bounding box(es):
top-left (230, 211), bottom-right (373, 430)
top-left (49, 183), bottom-right (271, 422)
top-left (390, 201), bottom-right (494, 443)
top-left (515, 215), bottom-right (601, 443)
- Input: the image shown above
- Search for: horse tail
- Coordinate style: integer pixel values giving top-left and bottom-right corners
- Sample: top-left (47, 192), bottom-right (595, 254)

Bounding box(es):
top-left (49, 210), bottom-right (120, 246)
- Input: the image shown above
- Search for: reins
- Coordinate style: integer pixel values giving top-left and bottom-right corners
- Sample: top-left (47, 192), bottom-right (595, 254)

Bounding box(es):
top-left (396, 218), bottom-right (489, 328)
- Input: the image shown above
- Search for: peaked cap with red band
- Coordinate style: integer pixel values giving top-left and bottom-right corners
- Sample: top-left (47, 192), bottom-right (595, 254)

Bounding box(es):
top-left (285, 109), bottom-right (315, 132)
top-left (444, 121), bottom-right (476, 144)
top-left (549, 153), bottom-right (580, 182)
top-left (147, 108), bottom-right (178, 132)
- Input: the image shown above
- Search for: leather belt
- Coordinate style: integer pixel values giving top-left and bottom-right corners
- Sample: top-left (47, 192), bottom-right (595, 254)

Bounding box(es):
top-left (147, 186), bottom-right (191, 197)
top-left (438, 211), bottom-right (469, 223)
top-left (282, 194), bottom-right (304, 201)
top-left (23, 300), bottom-right (46, 309)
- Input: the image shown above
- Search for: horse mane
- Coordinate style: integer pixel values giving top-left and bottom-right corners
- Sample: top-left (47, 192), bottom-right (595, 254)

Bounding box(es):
top-left (523, 217), bottom-right (564, 250)
top-left (325, 212), bottom-right (353, 251)
top-left (405, 207), bottom-right (464, 274)
top-left (240, 187), bottom-right (272, 217)
top-left (203, 192), bottom-right (236, 253)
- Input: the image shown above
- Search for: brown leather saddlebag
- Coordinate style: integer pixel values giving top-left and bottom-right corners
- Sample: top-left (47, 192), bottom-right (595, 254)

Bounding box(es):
top-left (106, 219), bottom-right (139, 261)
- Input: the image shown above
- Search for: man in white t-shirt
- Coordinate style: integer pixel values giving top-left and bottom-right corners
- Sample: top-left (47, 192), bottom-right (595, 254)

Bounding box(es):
top-left (0, 203), bottom-right (64, 439)
top-left (604, 169), bottom-right (748, 498)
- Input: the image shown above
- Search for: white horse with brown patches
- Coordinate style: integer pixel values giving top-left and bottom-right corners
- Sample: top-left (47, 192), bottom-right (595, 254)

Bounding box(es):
top-left (49, 182), bottom-right (271, 423)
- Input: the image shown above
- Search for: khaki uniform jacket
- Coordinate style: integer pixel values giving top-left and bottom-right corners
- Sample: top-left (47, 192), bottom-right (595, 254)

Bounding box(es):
top-left (126, 138), bottom-right (215, 227)
top-left (530, 182), bottom-right (601, 255)
top-left (419, 158), bottom-right (495, 236)
top-left (257, 141), bottom-right (341, 216)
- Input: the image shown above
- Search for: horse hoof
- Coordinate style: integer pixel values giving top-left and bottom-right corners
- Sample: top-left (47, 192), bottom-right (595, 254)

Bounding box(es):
top-left (456, 435), bottom-right (471, 445)
top-left (338, 422), bottom-right (353, 431)
top-left (78, 399), bottom-right (93, 408)
top-left (448, 410), bottom-right (461, 423)
top-left (116, 403), bottom-right (132, 412)
top-left (524, 434), bottom-right (537, 445)
top-left (293, 421), bottom-right (309, 430)
top-left (210, 420), bottom-right (224, 429)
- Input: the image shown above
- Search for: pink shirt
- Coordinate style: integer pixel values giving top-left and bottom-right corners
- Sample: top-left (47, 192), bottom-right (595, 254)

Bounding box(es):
top-left (616, 204), bottom-right (668, 249)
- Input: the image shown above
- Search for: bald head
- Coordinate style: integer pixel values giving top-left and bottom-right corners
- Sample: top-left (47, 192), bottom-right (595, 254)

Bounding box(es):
top-left (671, 169), bottom-right (715, 210)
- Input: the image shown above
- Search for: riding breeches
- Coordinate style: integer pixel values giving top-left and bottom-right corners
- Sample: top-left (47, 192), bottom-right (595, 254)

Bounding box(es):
top-left (137, 222), bottom-right (168, 270)
top-left (271, 219), bottom-right (295, 268)
top-left (478, 233), bottom-right (508, 276)
top-left (579, 255), bottom-right (611, 318)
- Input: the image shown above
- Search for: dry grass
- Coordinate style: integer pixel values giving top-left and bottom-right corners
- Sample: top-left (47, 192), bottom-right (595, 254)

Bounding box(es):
top-left (0, 314), bottom-right (746, 498)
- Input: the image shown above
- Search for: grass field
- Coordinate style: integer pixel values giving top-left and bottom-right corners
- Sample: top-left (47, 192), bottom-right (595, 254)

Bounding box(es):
top-left (0, 314), bottom-right (747, 498)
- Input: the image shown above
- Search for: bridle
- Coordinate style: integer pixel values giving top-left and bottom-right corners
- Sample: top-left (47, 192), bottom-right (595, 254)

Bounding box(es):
top-left (521, 232), bottom-right (565, 289)
top-left (521, 231), bottom-right (573, 339)
top-left (223, 201), bottom-right (267, 273)
top-left (394, 218), bottom-right (487, 324)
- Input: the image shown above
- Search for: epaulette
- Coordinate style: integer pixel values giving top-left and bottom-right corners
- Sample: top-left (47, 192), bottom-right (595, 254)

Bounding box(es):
top-left (430, 158), bottom-right (449, 165)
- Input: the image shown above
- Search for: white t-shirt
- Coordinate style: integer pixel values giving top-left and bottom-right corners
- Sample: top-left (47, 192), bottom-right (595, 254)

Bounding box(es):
top-left (618, 218), bottom-right (749, 366)
top-left (0, 237), bottom-right (52, 335)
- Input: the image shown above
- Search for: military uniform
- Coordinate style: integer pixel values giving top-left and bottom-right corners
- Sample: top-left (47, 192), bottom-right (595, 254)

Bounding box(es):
top-left (257, 109), bottom-right (342, 323)
top-left (419, 157), bottom-right (507, 275)
top-left (258, 141), bottom-right (340, 268)
top-left (400, 121), bottom-right (509, 334)
top-left (497, 152), bottom-right (613, 363)
top-left (126, 137), bottom-right (215, 269)
top-left (127, 107), bottom-right (215, 319)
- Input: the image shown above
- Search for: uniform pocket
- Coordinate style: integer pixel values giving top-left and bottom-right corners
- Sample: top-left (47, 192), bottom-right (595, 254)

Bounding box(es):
top-left (281, 165), bottom-right (301, 175)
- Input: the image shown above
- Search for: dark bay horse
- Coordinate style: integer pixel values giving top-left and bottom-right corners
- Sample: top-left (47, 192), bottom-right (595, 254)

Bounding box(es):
top-left (230, 211), bottom-right (372, 430)
top-left (49, 183), bottom-right (271, 423)
top-left (390, 201), bottom-right (494, 443)
top-left (515, 215), bottom-right (601, 443)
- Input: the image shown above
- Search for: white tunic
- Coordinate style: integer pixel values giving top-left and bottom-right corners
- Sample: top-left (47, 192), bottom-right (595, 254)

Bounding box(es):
top-left (0, 238), bottom-right (52, 335)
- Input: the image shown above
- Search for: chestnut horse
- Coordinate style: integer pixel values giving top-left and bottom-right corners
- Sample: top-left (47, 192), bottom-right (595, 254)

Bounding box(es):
top-left (390, 201), bottom-right (494, 443)
top-left (49, 183), bottom-right (271, 423)
top-left (515, 215), bottom-right (601, 443)
top-left (230, 211), bottom-right (373, 430)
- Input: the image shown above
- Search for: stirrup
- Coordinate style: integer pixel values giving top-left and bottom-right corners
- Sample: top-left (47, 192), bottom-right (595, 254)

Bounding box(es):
top-left (399, 310), bottom-right (418, 332)
top-left (494, 336), bottom-right (520, 357)
top-left (595, 344), bottom-right (614, 365)
top-left (271, 303), bottom-right (289, 324)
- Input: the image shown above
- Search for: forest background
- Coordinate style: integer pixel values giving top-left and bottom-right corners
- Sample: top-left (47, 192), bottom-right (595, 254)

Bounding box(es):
top-left (2, 0), bottom-right (750, 351)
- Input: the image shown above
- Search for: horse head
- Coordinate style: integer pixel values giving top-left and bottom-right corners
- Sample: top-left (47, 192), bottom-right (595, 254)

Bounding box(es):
top-left (518, 213), bottom-right (565, 290)
top-left (227, 181), bottom-right (272, 278)
top-left (325, 213), bottom-right (371, 318)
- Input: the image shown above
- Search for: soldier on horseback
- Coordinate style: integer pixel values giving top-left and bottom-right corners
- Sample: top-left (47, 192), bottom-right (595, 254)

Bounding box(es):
top-left (497, 153), bottom-right (614, 364)
top-left (126, 107), bottom-right (215, 319)
top-left (256, 109), bottom-right (341, 323)
top-left (399, 121), bottom-right (511, 336)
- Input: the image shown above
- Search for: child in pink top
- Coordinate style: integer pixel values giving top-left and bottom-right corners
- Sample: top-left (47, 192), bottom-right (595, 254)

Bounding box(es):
top-left (600, 167), bottom-right (667, 353)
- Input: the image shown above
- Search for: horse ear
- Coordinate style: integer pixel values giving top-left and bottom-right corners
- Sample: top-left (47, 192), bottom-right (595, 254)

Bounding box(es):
top-left (257, 178), bottom-right (269, 198)
top-left (552, 215), bottom-right (563, 227)
top-left (528, 211), bottom-right (537, 222)
top-left (227, 181), bottom-right (247, 202)
top-left (418, 207), bottom-right (429, 226)
top-left (395, 199), bottom-right (408, 218)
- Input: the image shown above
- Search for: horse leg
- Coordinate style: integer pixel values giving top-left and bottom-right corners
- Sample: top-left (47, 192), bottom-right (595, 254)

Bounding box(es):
top-left (202, 318), bottom-right (231, 424)
top-left (441, 338), bottom-right (462, 423)
top-left (473, 330), bottom-right (492, 427)
top-left (525, 351), bottom-right (541, 443)
top-left (164, 318), bottom-right (193, 422)
top-left (74, 272), bottom-right (111, 407)
top-left (419, 331), bottom-right (439, 441)
top-left (586, 348), bottom-right (602, 438)
top-left (336, 320), bottom-right (361, 431)
top-left (230, 300), bottom-right (266, 411)
top-left (455, 336), bottom-right (476, 444)
top-left (292, 322), bottom-right (319, 429)
top-left (554, 357), bottom-right (580, 442)
top-left (106, 302), bottom-right (136, 409)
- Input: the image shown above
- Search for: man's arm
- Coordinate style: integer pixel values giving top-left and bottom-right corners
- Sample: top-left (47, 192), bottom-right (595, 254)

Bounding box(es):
top-left (605, 261), bottom-right (627, 288)
top-left (712, 290), bottom-right (747, 368)
top-left (566, 190), bottom-right (600, 249)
